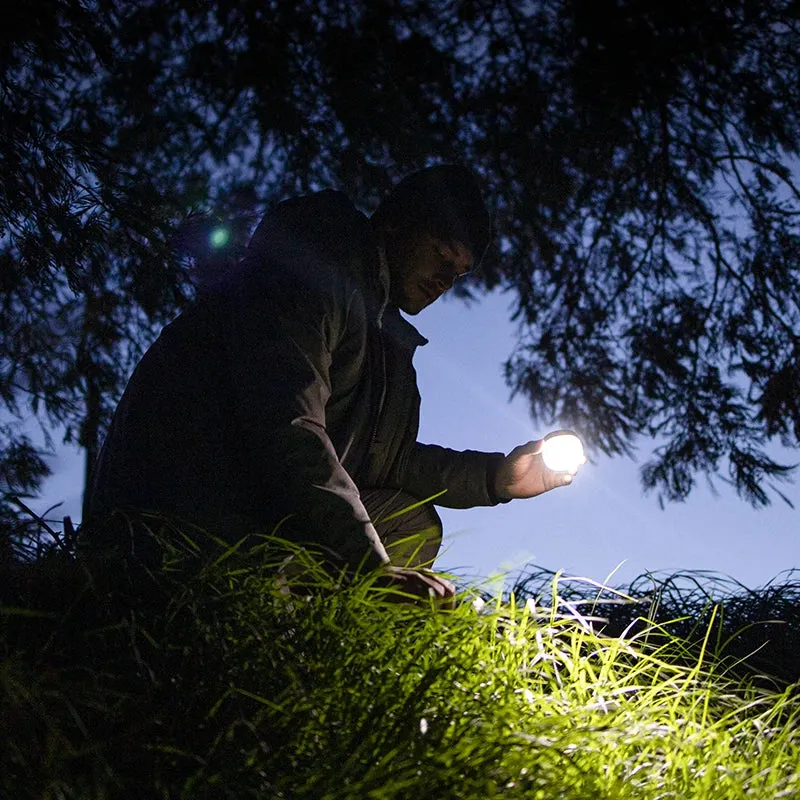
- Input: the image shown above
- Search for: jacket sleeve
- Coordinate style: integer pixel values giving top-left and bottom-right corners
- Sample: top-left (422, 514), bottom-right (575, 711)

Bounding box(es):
top-left (395, 442), bottom-right (508, 509)
top-left (223, 206), bottom-right (389, 572)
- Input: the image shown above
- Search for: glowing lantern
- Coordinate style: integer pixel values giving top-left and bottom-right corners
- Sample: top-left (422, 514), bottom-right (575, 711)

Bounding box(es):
top-left (541, 430), bottom-right (585, 473)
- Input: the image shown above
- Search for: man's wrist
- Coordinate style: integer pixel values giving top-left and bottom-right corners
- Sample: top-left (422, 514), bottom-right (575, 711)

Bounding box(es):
top-left (486, 459), bottom-right (512, 505)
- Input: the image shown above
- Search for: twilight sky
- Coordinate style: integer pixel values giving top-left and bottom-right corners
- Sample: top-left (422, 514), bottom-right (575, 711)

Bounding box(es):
top-left (412, 289), bottom-right (800, 591)
top-left (32, 288), bottom-right (799, 592)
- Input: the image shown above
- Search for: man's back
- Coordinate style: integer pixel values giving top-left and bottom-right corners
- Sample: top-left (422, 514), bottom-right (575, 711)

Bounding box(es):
top-left (82, 167), bottom-right (549, 594)
top-left (85, 190), bottom-right (390, 565)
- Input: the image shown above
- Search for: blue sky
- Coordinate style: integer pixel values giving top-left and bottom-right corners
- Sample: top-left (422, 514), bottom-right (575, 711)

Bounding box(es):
top-left (411, 289), bottom-right (800, 591)
top-left (31, 287), bottom-right (799, 592)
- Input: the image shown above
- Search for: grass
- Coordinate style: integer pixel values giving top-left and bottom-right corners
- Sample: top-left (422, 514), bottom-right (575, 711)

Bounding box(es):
top-left (1, 519), bottom-right (799, 799)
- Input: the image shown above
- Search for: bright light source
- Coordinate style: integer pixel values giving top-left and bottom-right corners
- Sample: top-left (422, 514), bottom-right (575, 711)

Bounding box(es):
top-left (209, 227), bottom-right (230, 248)
top-left (541, 430), bottom-right (585, 473)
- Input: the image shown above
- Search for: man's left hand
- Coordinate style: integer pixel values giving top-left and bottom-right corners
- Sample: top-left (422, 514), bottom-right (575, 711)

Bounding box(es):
top-left (494, 439), bottom-right (579, 501)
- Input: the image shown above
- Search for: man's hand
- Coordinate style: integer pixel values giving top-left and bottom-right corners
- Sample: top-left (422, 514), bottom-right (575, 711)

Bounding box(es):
top-left (494, 439), bottom-right (579, 501)
top-left (377, 565), bottom-right (456, 607)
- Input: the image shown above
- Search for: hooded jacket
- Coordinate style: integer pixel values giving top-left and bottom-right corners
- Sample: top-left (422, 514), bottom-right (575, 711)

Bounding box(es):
top-left (86, 190), bottom-right (505, 570)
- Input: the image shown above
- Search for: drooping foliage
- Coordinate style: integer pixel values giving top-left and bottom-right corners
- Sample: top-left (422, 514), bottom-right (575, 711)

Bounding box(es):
top-left (2, 0), bottom-right (799, 540)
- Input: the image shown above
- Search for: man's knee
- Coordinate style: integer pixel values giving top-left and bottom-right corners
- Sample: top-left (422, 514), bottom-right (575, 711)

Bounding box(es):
top-left (360, 488), bottom-right (443, 568)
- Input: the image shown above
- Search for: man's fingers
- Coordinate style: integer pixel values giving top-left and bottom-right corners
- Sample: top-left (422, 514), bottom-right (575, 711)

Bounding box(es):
top-left (523, 439), bottom-right (544, 455)
top-left (381, 566), bottom-right (455, 605)
top-left (420, 571), bottom-right (455, 598)
top-left (435, 577), bottom-right (455, 597)
top-left (422, 574), bottom-right (456, 609)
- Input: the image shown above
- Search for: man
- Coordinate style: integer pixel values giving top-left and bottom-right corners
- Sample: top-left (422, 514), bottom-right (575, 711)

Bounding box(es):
top-left (85, 165), bottom-right (575, 601)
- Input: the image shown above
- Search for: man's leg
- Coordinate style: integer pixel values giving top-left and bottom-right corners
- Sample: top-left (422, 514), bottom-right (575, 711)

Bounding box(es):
top-left (360, 488), bottom-right (443, 569)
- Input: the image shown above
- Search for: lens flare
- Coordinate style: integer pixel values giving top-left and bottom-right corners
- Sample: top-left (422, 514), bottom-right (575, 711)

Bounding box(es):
top-left (541, 431), bottom-right (585, 473)
top-left (209, 227), bottom-right (230, 248)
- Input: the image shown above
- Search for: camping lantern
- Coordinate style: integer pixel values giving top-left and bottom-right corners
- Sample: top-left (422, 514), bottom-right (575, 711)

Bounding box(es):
top-left (541, 430), bottom-right (586, 473)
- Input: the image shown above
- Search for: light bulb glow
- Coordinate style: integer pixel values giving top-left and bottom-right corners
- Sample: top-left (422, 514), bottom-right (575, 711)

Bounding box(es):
top-left (541, 432), bottom-right (585, 473)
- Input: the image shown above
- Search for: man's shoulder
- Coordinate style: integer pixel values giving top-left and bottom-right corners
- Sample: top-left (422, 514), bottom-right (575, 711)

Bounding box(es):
top-left (280, 188), bottom-right (361, 216)
top-left (232, 189), bottom-right (380, 311)
top-left (254, 189), bottom-right (371, 262)
top-left (273, 188), bottom-right (361, 218)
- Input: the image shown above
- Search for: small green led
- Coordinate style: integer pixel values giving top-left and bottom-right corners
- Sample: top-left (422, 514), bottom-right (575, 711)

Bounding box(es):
top-left (209, 227), bottom-right (230, 248)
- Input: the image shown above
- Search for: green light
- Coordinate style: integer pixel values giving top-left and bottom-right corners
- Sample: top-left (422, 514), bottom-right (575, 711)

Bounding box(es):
top-left (209, 227), bottom-right (230, 248)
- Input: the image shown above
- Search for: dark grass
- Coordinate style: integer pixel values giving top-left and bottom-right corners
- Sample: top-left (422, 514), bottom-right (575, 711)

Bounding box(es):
top-left (1, 518), bottom-right (799, 798)
top-left (511, 566), bottom-right (800, 689)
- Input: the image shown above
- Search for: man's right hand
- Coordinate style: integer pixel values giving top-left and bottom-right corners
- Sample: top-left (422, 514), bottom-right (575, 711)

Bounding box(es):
top-left (378, 565), bottom-right (456, 607)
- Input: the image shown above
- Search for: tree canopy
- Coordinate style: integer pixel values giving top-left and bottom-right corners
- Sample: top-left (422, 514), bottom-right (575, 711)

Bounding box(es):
top-left (2, 0), bottom-right (799, 541)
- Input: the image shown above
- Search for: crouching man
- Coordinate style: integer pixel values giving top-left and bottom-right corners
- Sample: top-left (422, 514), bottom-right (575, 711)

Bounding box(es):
top-left (84, 165), bottom-right (575, 602)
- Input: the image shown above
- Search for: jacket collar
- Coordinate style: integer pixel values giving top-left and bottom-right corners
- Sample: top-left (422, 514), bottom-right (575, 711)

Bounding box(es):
top-left (387, 308), bottom-right (429, 350)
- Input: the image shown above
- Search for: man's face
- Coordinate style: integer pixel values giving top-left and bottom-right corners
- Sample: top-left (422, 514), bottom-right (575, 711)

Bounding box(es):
top-left (386, 231), bottom-right (474, 315)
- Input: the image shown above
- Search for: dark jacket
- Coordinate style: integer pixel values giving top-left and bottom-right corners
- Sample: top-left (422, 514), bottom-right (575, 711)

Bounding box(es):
top-left (86, 190), bottom-right (505, 569)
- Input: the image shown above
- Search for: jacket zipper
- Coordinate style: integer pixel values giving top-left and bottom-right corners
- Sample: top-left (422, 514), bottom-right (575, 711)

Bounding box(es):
top-left (367, 243), bottom-right (391, 473)
top-left (368, 323), bottom-right (388, 469)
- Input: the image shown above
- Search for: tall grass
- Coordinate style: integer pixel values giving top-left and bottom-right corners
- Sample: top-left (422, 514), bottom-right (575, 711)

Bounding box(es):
top-left (1, 520), bottom-right (799, 798)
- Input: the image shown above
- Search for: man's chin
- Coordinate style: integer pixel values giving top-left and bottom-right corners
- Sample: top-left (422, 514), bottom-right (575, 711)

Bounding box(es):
top-left (398, 297), bottom-right (430, 315)
top-left (394, 290), bottom-right (425, 315)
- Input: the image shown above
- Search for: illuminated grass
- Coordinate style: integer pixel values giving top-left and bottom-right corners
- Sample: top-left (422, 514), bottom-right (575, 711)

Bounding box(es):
top-left (1, 525), bottom-right (799, 798)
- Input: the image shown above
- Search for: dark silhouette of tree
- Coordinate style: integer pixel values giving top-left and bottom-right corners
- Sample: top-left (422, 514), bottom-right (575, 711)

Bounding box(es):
top-left (482, 0), bottom-right (800, 508)
top-left (2, 0), bottom-right (799, 551)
